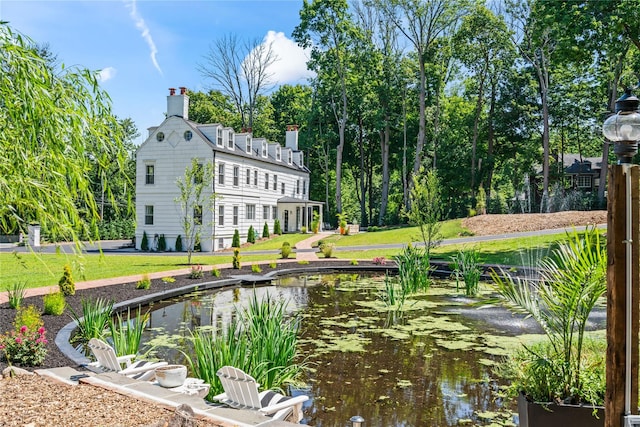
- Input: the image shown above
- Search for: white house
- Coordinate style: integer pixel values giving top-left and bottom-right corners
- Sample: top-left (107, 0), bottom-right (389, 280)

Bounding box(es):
top-left (135, 87), bottom-right (323, 252)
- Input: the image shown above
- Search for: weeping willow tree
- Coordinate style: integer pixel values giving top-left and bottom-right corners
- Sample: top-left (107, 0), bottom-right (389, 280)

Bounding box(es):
top-left (0, 23), bottom-right (129, 242)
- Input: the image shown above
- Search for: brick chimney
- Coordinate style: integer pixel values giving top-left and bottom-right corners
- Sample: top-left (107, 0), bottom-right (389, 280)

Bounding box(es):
top-left (167, 87), bottom-right (189, 120)
top-left (285, 125), bottom-right (298, 151)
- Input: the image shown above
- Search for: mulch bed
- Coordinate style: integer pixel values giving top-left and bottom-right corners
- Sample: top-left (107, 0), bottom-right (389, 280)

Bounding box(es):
top-left (0, 260), bottom-right (369, 373)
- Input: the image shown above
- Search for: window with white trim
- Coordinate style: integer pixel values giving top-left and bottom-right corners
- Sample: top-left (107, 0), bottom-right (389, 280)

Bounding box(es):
top-left (253, 170), bottom-right (258, 186)
top-left (296, 179), bottom-right (300, 194)
top-left (246, 168), bottom-right (251, 185)
top-left (272, 206), bottom-right (277, 220)
top-left (145, 164), bottom-right (155, 185)
top-left (245, 136), bottom-right (251, 153)
top-left (281, 182), bottom-right (285, 195)
top-left (303, 180), bottom-right (306, 195)
top-left (233, 206), bottom-right (239, 225)
top-left (144, 205), bottom-right (154, 225)
top-left (288, 150), bottom-right (292, 164)
top-left (273, 175), bottom-right (277, 191)
top-left (261, 141), bottom-right (267, 157)
top-left (276, 146), bottom-right (281, 161)
top-left (577, 175), bottom-right (592, 188)
top-left (218, 163), bottom-right (225, 185)
top-left (233, 166), bottom-right (239, 186)
top-left (227, 130), bottom-right (234, 149)
top-left (264, 173), bottom-right (269, 190)
top-left (263, 205), bottom-right (269, 220)
top-left (246, 204), bottom-right (255, 220)
top-left (218, 205), bottom-right (224, 226)
top-left (193, 205), bottom-right (203, 225)
top-left (217, 128), bottom-right (223, 146)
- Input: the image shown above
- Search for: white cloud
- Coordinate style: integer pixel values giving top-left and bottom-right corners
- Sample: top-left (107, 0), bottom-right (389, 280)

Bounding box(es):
top-left (123, 0), bottom-right (162, 75)
top-left (263, 31), bottom-right (314, 85)
top-left (96, 67), bottom-right (117, 83)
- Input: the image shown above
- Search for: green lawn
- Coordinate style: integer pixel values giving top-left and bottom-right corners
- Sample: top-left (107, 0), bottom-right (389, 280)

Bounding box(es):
top-left (246, 233), bottom-right (311, 250)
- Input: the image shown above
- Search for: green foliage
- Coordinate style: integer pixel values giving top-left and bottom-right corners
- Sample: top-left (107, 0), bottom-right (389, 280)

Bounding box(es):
top-left (395, 244), bottom-right (431, 294)
top-left (232, 249), bottom-right (241, 269)
top-left (269, 262), bottom-right (277, 269)
top-left (211, 268), bottom-right (221, 278)
top-left (175, 235), bottom-right (183, 252)
top-left (189, 265), bottom-right (204, 279)
top-left (262, 222), bottom-right (270, 238)
top-left (337, 213), bottom-right (348, 234)
top-left (0, 324), bottom-right (48, 366)
top-left (14, 305), bottom-right (44, 333)
top-left (157, 234), bottom-right (167, 252)
top-left (98, 218), bottom-right (135, 240)
top-left (136, 274), bottom-right (151, 290)
top-left (161, 276), bottom-right (175, 285)
top-left (6, 282), bottom-right (26, 309)
top-left (273, 219), bottom-right (282, 235)
top-left (450, 248), bottom-right (482, 296)
top-left (280, 242), bottom-right (292, 259)
top-left (251, 264), bottom-right (262, 273)
top-left (247, 225), bottom-right (256, 244)
top-left (475, 187), bottom-right (487, 215)
top-left (58, 264), bottom-right (75, 296)
top-left (0, 24), bottom-right (130, 243)
top-left (349, 259), bottom-right (358, 266)
top-left (68, 298), bottom-right (114, 343)
top-left (297, 260), bottom-right (309, 265)
top-left (141, 231), bottom-right (149, 251)
top-left (184, 291), bottom-right (304, 397)
top-left (321, 242), bottom-right (335, 258)
top-left (311, 211), bottom-right (320, 233)
top-left (108, 307), bottom-right (150, 357)
top-left (232, 229), bottom-right (241, 247)
top-left (300, 226), bottom-right (307, 234)
top-left (408, 169), bottom-right (443, 257)
top-left (488, 227), bottom-right (606, 403)
top-left (42, 292), bottom-right (65, 316)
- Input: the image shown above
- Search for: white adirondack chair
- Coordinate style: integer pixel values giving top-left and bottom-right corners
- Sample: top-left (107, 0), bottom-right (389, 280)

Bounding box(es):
top-left (214, 366), bottom-right (309, 422)
top-left (87, 338), bottom-right (167, 381)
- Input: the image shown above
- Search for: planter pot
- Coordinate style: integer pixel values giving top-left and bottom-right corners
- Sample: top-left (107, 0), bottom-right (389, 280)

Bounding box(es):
top-left (518, 392), bottom-right (604, 427)
top-left (155, 364), bottom-right (187, 388)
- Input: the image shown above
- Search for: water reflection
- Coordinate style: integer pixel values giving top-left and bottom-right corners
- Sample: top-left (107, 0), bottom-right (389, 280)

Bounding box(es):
top-left (143, 274), bottom-right (519, 426)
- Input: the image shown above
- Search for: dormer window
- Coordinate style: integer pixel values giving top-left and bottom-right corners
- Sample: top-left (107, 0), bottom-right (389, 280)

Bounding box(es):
top-left (288, 150), bottom-right (292, 164)
top-left (261, 141), bottom-right (267, 158)
top-left (245, 136), bottom-right (251, 153)
top-left (276, 146), bottom-right (281, 161)
top-left (227, 131), bottom-right (234, 149)
top-left (217, 128), bottom-right (223, 146)
top-left (299, 152), bottom-right (304, 167)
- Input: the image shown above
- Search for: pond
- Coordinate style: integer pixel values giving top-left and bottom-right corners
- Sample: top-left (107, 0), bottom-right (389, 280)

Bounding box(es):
top-left (141, 273), bottom-right (539, 426)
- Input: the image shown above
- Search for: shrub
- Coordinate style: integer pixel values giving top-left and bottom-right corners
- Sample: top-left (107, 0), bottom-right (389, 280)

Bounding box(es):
top-left (136, 274), bottom-right (151, 290)
top-left (269, 262), bottom-right (277, 269)
top-left (232, 249), bottom-right (241, 269)
top-left (189, 265), bottom-right (204, 279)
top-left (372, 256), bottom-right (387, 265)
top-left (273, 219), bottom-right (282, 235)
top-left (350, 259), bottom-right (359, 266)
top-left (211, 268), bottom-right (221, 278)
top-left (157, 234), bottom-right (167, 251)
top-left (141, 231), bottom-right (149, 251)
top-left (337, 213), bottom-right (347, 235)
top-left (297, 260), bottom-right (309, 265)
top-left (0, 325), bottom-right (48, 366)
top-left (43, 292), bottom-right (65, 316)
top-left (232, 229), bottom-right (241, 247)
top-left (300, 226), bottom-right (307, 234)
top-left (251, 264), bottom-right (262, 273)
top-left (262, 222), bottom-right (270, 238)
top-left (6, 282), bottom-right (26, 309)
top-left (14, 305), bottom-right (44, 333)
top-left (161, 277), bottom-right (175, 285)
top-left (58, 264), bottom-right (75, 296)
top-left (247, 226), bottom-right (256, 244)
top-left (280, 242), bottom-right (292, 259)
top-left (175, 235), bottom-right (183, 252)
top-left (321, 242), bottom-right (335, 258)
top-left (310, 211), bottom-right (320, 233)
top-left (368, 226), bottom-right (380, 232)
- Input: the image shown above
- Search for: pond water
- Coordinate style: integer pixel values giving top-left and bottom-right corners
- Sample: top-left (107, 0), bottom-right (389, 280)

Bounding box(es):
top-left (141, 273), bottom-right (532, 426)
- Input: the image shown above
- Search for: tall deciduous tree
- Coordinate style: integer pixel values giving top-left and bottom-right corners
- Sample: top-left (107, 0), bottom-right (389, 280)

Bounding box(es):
top-left (408, 168), bottom-right (443, 258)
top-left (0, 24), bottom-right (129, 242)
top-left (198, 34), bottom-right (277, 131)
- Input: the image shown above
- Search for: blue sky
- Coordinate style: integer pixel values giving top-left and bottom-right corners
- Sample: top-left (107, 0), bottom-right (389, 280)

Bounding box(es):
top-left (0, 0), bottom-right (313, 144)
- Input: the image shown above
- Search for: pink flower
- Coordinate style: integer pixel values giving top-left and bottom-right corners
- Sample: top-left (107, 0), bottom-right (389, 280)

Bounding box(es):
top-left (38, 327), bottom-right (46, 334)
top-left (20, 326), bottom-right (27, 333)
top-left (15, 337), bottom-right (22, 344)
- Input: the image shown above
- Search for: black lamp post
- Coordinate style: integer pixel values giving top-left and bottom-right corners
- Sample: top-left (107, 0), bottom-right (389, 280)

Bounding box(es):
top-left (603, 87), bottom-right (640, 427)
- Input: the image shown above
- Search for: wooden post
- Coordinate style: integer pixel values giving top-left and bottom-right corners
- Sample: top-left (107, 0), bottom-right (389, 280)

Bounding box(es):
top-left (606, 164), bottom-right (640, 427)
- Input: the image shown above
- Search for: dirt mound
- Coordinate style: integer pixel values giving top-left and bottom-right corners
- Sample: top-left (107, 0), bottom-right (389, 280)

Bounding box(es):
top-left (461, 211), bottom-right (607, 236)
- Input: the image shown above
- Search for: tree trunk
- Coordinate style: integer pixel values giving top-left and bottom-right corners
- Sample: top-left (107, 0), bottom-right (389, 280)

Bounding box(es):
top-left (358, 116), bottom-right (367, 226)
top-left (470, 69), bottom-right (486, 196)
top-left (485, 79), bottom-right (497, 201)
top-left (413, 58), bottom-right (427, 177)
top-left (379, 120), bottom-right (390, 225)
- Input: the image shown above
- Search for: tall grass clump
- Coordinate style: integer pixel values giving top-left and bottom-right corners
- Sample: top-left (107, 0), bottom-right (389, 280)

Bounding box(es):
top-left (108, 307), bottom-right (150, 357)
top-left (185, 291), bottom-right (304, 398)
top-left (6, 282), bottom-right (26, 309)
top-left (380, 273), bottom-right (406, 311)
top-left (395, 244), bottom-right (431, 294)
top-left (68, 298), bottom-right (114, 343)
top-left (450, 247), bottom-right (482, 296)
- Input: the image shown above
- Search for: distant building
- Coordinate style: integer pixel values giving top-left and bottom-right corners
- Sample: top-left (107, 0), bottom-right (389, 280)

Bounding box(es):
top-left (135, 87), bottom-right (323, 252)
top-left (560, 154), bottom-right (603, 192)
